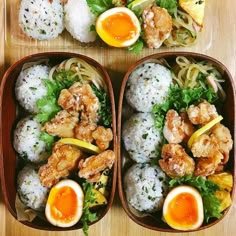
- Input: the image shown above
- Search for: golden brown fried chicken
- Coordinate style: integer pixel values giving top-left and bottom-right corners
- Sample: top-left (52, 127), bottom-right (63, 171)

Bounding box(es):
top-left (191, 123), bottom-right (233, 176)
top-left (42, 110), bottom-right (78, 138)
top-left (163, 110), bottom-right (194, 144)
top-left (74, 121), bottom-right (97, 143)
top-left (142, 5), bottom-right (172, 49)
top-left (180, 112), bottom-right (195, 141)
top-left (187, 100), bottom-right (218, 125)
top-left (211, 123), bottom-right (233, 164)
top-left (191, 134), bottom-right (219, 158)
top-left (92, 126), bottom-right (113, 151)
top-left (58, 82), bottom-right (100, 123)
top-left (78, 150), bottom-right (115, 182)
top-left (39, 142), bottom-right (83, 188)
top-left (159, 144), bottom-right (195, 178)
top-left (194, 152), bottom-right (223, 177)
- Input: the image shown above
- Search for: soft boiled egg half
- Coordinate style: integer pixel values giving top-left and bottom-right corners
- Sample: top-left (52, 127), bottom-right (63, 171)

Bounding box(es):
top-left (163, 185), bottom-right (204, 231)
top-left (96, 7), bottom-right (141, 47)
top-left (45, 179), bottom-right (84, 227)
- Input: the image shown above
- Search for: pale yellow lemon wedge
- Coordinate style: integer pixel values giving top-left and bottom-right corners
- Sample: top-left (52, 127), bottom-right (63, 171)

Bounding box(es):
top-left (59, 138), bottom-right (101, 154)
top-left (128, 0), bottom-right (155, 12)
top-left (179, 0), bottom-right (205, 26)
top-left (187, 115), bottom-right (223, 148)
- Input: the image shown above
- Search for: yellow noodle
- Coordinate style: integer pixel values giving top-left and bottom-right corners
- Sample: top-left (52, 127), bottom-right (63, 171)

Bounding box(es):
top-left (164, 10), bottom-right (197, 47)
top-left (50, 58), bottom-right (107, 91)
top-left (174, 56), bottom-right (225, 96)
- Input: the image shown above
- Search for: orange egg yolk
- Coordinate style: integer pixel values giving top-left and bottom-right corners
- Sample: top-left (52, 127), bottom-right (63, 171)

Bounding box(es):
top-left (166, 192), bottom-right (198, 226)
top-left (48, 186), bottom-right (78, 222)
top-left (102, 12), bottom-right (137, 42)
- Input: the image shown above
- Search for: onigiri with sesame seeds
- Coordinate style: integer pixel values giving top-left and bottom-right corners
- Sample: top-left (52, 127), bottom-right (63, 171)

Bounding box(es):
top-left (17, 165), bottom-right (49, 211)
top-left (64, 0), bottom-right (97, 43)
top-left (18, 0), bottom-right (64, 40)
top-left (122, 113), bottom-right (163, 163)
top-left (15, 64), bottom-right (50, 113)
top-left (125, 63), bottom-right (172, 112)
top-left (124, 163), bottom-right (168, 213)
top-left (13, 116), bottom-right (50, 163)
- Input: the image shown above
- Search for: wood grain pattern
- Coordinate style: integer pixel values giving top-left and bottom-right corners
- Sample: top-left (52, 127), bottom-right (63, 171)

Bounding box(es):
top-left (1, 0), bottom-right (236, 235)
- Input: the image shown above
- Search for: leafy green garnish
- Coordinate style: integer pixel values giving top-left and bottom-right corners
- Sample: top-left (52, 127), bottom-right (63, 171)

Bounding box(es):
top-left (152, 83), bottom-right (218, 129)
top-left (169, 175), bottom-right (222, 222)
top-left (36, 70), bottom-right (80, 124)
top-left (155, 0), bottom-right (178, 16)
top-left (89, 24), bottom-right (96, 32)
top-left (36, 95), bottom-right (61, 124)
top-left (86, 0), bottom-right (115, 16)
top-left (128, 38), bottom-right (144, 54)
top-left (81, 182), bottom-right (98, 236)
top-left (39, 131), bottom-right (57, 152)
top-left (91, 84), bottom-right (112, 127)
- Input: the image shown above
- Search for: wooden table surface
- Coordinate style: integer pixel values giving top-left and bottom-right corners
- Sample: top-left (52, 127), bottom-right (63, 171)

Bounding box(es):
top-left (1, 0), bottom-right (236, 235)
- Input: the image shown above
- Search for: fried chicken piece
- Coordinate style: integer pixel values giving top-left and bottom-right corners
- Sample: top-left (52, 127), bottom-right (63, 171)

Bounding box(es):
top-left (74, 121), bottom-right (97, 143)
top-left (92, 126), bottom-right (113, 151)
top-left (159, 144), bottom-right (195, 178)
top-left (58, 89), bottom-right (80, 112)
top-left (191, 134), bottom-right (219, 158)
top-left (180, 112), bottom-right (195, 141)
top-left (39, 142), bottom-right (83, 187)
top-left (58, 82), bottom-right (100, 123)
top-left (142, 5), bottom-right (172, 49)
top-left (42, 110), bottom-right (78, 138)
top-left (187, 100), bottom-right (218, 125)
top-left (78, 150), bottom-right (115, 182)
top-left (194, 151), bottom-right (223, 177)
top-left (163, 110), bottom-right (194, 144)
top-left (191, 123), bottom-right (233, 175)
top-left (211, 123), bottom-right (233, 164)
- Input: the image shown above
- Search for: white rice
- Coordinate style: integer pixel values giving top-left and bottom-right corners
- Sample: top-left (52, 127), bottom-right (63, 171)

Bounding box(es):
top-left (122, 113), bottom-right (163, 163)
top-left (124, 163), bottom-right (168, 212)
top-left (18, 0), bottom-right (64, 40)
top-left (125, 63), bottom-right (172, 112)
top-left (17, 165), bottom-right (49, 211)
top-left (64, 0), bottom-right (97, 43)
top-left (13, 116), bottom-right (50, 163)
top-left (15, 64), bottom-right (50, 113)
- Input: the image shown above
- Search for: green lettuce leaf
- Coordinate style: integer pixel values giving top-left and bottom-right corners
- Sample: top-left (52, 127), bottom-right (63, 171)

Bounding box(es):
top-left (86, 0), bottom-right (115, 16)
top-left (81, 182), bottom-right (98, 236)
top-left (152, 83), bottom-right (218, 129)
top-left (155, 0), bottom-right (177, 16)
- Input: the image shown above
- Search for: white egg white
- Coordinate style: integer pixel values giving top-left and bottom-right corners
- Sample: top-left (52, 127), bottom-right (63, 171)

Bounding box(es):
top-left (45, 179), bottom-right (84, 228)
top-left (96, 7), bottom-right (141, 47)
top-left (163, 185), bottom-right (204, 231)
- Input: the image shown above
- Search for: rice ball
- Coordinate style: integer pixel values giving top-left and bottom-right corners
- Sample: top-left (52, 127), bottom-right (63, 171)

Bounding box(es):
top-left (13, 116), bottom-right (50, 163)
top-left (64, 0), bottom-right (97, 43)
top-left (125, 63), bottom-right (172, 112)
top-left (15, 64), bottom-right (50, 113)
top-left (122, 113), bottom-right (163, 163)
top-left (18, 0), bottom-right (64, 40)
top-left (17, 165), bottom-right (49, 211)
top-left (124, 163), bottom-right (168, 212)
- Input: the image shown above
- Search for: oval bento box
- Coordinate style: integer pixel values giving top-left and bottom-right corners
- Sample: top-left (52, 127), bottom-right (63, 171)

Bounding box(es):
top-left (0, 52), bottom-right (117, 231)
top-left (117, 52), bottom-right (236, 232)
